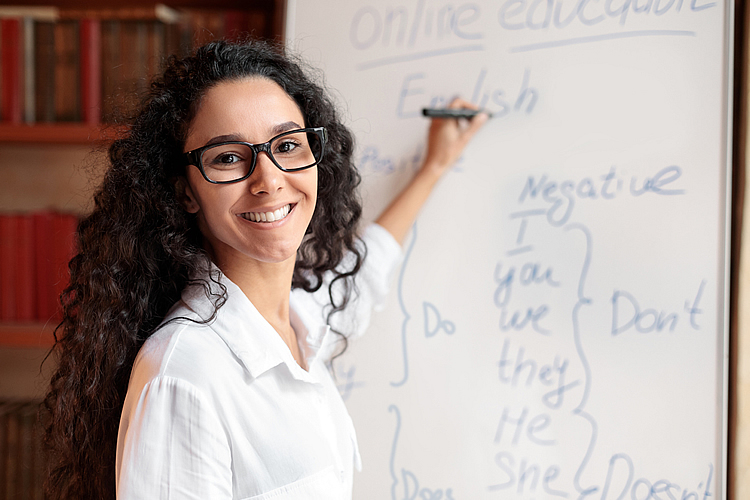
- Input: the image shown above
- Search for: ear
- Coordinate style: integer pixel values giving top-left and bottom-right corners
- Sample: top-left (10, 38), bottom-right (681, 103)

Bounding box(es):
top-left (174, 176), bottom-right (201, 214)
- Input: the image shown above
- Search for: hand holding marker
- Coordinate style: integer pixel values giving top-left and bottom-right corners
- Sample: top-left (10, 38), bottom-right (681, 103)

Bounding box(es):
top-left (422, 108), bottom-right (493, 119)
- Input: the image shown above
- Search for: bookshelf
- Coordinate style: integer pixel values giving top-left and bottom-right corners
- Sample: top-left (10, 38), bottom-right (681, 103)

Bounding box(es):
top-left (0, 0), bottom-right (283, 143)
top-left (0, 322), bottom-right (55, 347)
top-left (0, 1), bottom-right (281, 347)
top-left (0, 122), bottom-right (123, 143)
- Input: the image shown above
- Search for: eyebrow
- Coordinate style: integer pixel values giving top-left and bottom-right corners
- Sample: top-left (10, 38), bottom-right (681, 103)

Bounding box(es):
top-left (202, 133), bottom-right (244, 147)
top-left (200, 121), bottom-right (304, 148)
top-left (271, 121), bottom-right (303, 136)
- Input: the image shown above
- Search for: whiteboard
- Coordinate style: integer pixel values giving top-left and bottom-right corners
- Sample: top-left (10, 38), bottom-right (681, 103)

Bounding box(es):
top-left (287, 1), bottom-right (734, 498)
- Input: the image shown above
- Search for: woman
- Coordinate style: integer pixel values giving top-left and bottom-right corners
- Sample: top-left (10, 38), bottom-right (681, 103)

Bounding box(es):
top-left (42, 40), bottom-right (486, 499)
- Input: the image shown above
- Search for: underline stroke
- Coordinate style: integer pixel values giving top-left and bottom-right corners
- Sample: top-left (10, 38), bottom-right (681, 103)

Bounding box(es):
top-left (356, 44), bottom-right (485, 71)
top-left (510, 30), bottom-right (696, 53)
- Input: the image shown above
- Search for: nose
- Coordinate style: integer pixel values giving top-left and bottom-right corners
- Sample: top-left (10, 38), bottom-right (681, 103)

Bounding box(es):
top-left (247, 152), bottom-right (284, 195)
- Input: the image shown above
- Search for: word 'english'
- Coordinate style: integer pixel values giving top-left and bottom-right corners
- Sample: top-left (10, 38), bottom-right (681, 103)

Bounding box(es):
top-left (349, 1), bottom-right (483, 51)
top-left (397, 69), bottom-right (538, 119)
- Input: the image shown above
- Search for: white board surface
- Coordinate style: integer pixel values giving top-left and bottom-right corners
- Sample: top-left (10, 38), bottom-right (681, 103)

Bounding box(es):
top-left (287, 1), bottom-right (733, 498)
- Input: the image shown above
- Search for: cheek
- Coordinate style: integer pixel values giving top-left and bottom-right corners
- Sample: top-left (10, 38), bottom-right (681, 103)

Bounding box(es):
top-left (192, 186), bottom-right (241, 231)
top-left (307, 174), bottom-right (319, 219)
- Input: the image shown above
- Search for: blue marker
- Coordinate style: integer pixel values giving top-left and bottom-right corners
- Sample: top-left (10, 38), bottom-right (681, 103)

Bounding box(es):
top-left (422, 108), bottom-right (493, 119)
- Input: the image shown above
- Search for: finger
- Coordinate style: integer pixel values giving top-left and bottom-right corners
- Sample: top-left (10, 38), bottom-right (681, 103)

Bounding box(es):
top-left (446, 97), bottom-right (480, 110)
top-left (466, 112), bottom-right (489, 134)
top-left (456, 112), bottom-right (489, 148)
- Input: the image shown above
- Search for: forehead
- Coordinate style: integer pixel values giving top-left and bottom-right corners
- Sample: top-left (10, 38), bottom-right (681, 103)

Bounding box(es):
top-left (186, 78), bottom-right (305, 146)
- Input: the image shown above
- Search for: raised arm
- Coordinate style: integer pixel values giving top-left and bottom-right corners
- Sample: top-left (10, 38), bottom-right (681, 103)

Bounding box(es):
top-left (375, 98), bottom-right (489, 245)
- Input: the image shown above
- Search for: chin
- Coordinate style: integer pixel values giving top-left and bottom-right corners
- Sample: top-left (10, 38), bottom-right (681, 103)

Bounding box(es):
top-left (247, 242), bottom-right (302, 265)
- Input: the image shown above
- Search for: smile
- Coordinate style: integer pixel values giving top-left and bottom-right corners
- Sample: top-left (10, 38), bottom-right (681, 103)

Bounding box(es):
top-left (240, 204), bottom-right (292, 223)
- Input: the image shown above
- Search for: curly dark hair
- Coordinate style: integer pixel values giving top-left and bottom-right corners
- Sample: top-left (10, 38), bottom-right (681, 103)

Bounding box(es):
top-left (42, 39), bottom-right (363, 500)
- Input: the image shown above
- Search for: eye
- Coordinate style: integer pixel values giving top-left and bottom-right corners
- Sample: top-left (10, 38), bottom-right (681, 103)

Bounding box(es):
top-left (214, 152), bottom-right (242, 164)
top-left (203, 144), bottom-right (252, 170)
top-left (274, 139), bottom-right (303, 155)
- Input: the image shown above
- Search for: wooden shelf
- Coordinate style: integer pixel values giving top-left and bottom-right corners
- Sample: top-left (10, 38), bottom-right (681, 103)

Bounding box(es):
top-left (0, 123), bottom-right (126, 144)
top-left (15, 0), bottom-right (277, 9)
top-left (0, 322), bottom-right (56, 348)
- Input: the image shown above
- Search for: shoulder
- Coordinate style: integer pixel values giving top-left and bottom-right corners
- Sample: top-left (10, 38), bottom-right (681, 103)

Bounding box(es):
top-left (360, 222), bottom-right (402, 267)
top-left (128, 302), bottom-right (240, 396)
top-left (356, 223), bottom-right (403, 294)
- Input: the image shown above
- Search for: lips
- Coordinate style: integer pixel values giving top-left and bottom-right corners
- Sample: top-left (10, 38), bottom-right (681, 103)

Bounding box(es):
top-left (239, 204), bottom-right (292, 223)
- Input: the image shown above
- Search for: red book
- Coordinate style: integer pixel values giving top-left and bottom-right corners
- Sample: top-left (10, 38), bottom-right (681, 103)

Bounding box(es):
top-left (79, 18), bottom-right (101, 126)
top-left (15, 214), bottom-right (34, 321)
top-left (53, 20), bottom-right (80, 122)
top-left (1, 18), bottom-right (23, 124)
top-left (33, 211), bottom-right (55, 322)
top-left (34, 21), bottom-right (55, 123)
top-left (51, 213), bottom-right (78, 320)
top-left (0, 215), bottom-right (18, 320)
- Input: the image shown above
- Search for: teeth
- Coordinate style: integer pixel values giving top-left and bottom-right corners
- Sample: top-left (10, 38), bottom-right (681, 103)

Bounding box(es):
top-left (242, 204), bottom-right (291, 223)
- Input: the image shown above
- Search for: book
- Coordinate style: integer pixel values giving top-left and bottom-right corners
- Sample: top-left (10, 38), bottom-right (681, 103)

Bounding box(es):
top-left (0, 215), bottom-right (18, 321)
top-left (23, 17), bottom-right (34, 123)
top-left (248, 10), bottom-right (270, 40)
top-left (18, 409), bottom-right (33, 497)
top-left (0, 411), bottom-right (6, 500)
top-left (1, 18), bottom-right (23, 124)
top-left (186, 9), bottom-right (225, 47)
top-left (0, 5), bottom-right (272, 129)
top-left (223, 10), bottom-right (247, 43)
top-left (33, 21), bottom-right (54, 123)
top-left (100, 20), bottom-right (119, 123)
top-left (0, 7), bottom-right (57, 21)
top-left (0, 401), bottom-right (45, 499)
top-left (102, 19), bottom-right (157, 122)
top-left (15, 214), bottom-right (34, 321)
top-left (53, 20), bottom-right (80, 122)
top-left (164, 14), bottom-right (190, 58)
top-left (0, 211), bottom-right (81, 323)
top-left (50, 213), bottom-right (77, 319)
top-left (59, 5), bottom-right (182, 23)
top-left (4, 403), bottom-right (19, 497)
top-left (117, 21), bottom-right (149, 116)
top-left (146, 21), bottom-right (165, 81)
top-left (32, 211), bottom-right (55, 323)
top-left (32, 405), bottom-right (43, 500)
top-left (79, 18), bottom-right (101, 125)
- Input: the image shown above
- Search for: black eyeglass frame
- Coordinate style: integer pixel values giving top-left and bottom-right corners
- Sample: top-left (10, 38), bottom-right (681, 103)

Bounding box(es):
top-left (183, 127), bottom-right (328, 184)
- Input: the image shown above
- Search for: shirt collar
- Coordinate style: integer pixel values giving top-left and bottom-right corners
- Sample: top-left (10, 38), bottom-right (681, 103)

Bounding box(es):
top-left (179, 265), bottom-right (333, 384)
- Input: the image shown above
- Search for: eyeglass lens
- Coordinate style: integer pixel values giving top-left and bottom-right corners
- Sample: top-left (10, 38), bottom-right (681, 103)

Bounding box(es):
top-left (201, 130), bottom-right (323, 182)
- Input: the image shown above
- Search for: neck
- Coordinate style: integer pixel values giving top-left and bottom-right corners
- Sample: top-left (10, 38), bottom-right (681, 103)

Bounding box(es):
top-left (204, 242), bottom-right (306, 368)
top-left (218, 255), bottom-right (295, 329)
top-left (228, 258), bottom-right (308, 369)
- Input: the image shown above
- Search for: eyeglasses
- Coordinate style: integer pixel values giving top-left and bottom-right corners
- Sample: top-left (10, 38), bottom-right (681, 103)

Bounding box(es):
top-left (183, 127), bottom-right (328, 184)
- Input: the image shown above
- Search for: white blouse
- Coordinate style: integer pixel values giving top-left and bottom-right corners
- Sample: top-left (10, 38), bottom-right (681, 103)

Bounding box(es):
top-left (115, 224), bottom-right (402, 499)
